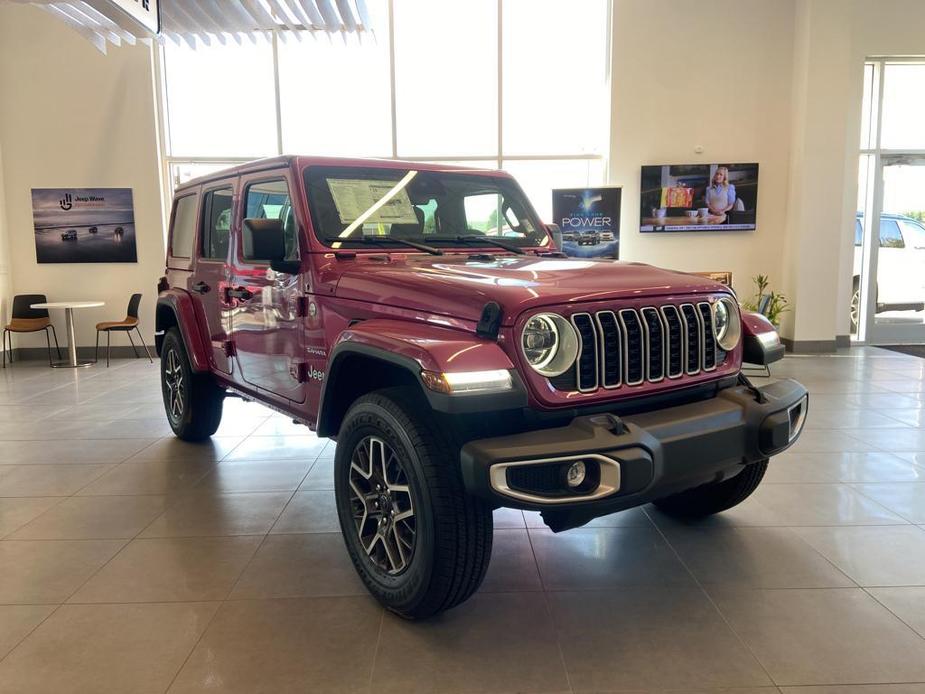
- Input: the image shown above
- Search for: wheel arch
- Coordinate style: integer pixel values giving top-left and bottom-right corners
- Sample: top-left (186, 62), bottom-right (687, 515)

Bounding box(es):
top-left (316, 345), bottom-right (423, 438)
top-left (155, 291), bottom-right (210, 372)
top-left (316, 320), bottom-right (526, 439)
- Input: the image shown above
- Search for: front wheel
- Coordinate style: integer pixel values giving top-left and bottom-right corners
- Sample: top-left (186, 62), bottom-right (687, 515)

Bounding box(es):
top-left (334, 387), bottom-right (493, 619)
top-left (160, 328), bottom-right (224, 441)
top-left (652, 460), bottom-right (768, 518)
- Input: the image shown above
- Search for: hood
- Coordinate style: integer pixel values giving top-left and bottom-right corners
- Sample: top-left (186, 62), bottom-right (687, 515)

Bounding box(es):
top-left (334, 254), bottom-right (730, 325)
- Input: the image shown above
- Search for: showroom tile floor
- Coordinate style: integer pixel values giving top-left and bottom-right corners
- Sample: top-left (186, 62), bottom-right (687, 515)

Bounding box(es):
top-left (1, 349), bottom-right (925, 693)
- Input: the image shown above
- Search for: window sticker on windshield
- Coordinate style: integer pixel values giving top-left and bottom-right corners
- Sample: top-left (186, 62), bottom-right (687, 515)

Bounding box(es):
top-left (327, 179), bottom-right (419, 225)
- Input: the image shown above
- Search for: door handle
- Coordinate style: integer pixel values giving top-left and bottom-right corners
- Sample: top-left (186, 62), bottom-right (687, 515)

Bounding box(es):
top-left (226, 286), bottom-right (254, 301)
top-left (191, 281), bottom-right (210, 294)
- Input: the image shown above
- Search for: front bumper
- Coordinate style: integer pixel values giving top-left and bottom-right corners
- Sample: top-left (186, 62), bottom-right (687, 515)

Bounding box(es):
top-left (460, 378), bottom-right (808, 529)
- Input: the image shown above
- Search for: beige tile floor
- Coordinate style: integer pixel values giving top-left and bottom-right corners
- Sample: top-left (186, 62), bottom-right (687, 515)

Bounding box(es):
top-left (1, 348), bottom-right (925, 693)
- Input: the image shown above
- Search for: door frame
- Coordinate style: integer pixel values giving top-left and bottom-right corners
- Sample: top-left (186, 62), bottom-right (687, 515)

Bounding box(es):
top-left (228, 168), bottom-right (307, 404)
top-left (192, 181), bottom-right (237, 374)
top-left (855, 58), bottom-right (925, 346)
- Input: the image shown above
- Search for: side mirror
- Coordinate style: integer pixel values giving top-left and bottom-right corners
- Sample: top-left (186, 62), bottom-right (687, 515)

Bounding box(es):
top-left (243, 218), bottom-right (300, 274)
top-left (546, 223), bottom-right (563, 251)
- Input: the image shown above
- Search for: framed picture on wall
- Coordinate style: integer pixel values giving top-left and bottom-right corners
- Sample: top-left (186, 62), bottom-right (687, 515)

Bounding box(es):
top-left (31, 188), bottom-right (138, 263)
top-left (693, 271), bottom-right (734, 287)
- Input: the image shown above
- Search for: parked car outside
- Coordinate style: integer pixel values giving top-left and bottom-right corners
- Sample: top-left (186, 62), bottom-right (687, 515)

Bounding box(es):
top-left (157, 156), bottom-right (806, 619)
top-left (852, 212), bottom-right (925, 331)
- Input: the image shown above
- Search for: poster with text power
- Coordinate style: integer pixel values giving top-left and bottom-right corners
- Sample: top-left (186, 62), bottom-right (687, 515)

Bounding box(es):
top-left (640, 163), bottom-right (759, 232)
top-left (31, 188), bottom-right (137, 263)
top-left (552, 187), bottom-right (621, 259)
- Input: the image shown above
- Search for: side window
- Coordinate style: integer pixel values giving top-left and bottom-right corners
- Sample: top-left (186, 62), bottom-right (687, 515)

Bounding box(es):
top-left (170, 194), bottom-right (198, 258)
top-left (879, 219), bottom-right (905, 248)
top-left (899, 220), bottom-right (925, 249)
top-left (200, 187), bottom-right (233, 260)
top-left (854, 219), bottom-right (862, 247)
top-left (414, 199), bottom-right (438, 235)
top-left (463, 193), bottom-right (503, 234)
top-left (463, 193), bottom-right (531, 238)
top-left (243, 179), bottom-right (298, 261)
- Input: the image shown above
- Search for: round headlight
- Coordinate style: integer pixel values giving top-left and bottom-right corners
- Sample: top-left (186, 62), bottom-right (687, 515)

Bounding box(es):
top-left (521, 313), bottom-right (579, 377)
top-left (712, 297), bottom-right (741, 351)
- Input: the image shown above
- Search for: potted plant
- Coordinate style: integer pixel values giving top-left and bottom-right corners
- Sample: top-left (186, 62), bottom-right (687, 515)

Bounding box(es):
top-left (741, 274), bottom-right (790, 329)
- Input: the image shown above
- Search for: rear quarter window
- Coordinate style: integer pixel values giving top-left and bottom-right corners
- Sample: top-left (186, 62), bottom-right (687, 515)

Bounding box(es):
top-left (170, 194), bottom-right (198, 258)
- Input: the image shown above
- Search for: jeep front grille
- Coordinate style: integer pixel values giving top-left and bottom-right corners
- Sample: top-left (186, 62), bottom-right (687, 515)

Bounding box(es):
top-left (554, 302), bottom-right (720, 393)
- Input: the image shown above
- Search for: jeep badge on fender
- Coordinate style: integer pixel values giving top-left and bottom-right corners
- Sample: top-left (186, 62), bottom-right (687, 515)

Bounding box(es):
top-left (156, 156), bottom-right (807, 619)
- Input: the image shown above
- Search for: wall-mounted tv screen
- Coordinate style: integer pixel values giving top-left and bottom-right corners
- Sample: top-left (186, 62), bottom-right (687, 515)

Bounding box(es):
top-left (640, 163), bottom-right (759, 232)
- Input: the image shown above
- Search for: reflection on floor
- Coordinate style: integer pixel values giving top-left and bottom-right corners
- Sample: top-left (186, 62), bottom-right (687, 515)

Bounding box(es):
top-left (2, 348), bottom-right (925, 692)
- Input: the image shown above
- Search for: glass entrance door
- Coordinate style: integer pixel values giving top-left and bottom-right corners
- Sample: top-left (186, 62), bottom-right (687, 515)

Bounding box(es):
top-left (854, 60), bottom-right (925, 345)
top-left (868, 158), bottom-right (925, 340)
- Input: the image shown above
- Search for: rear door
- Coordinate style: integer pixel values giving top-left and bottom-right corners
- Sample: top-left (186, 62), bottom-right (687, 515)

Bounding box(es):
top-left (191, 183), bottom-right (235, 375)
top-left (228, 172), bottom-right (305, 403)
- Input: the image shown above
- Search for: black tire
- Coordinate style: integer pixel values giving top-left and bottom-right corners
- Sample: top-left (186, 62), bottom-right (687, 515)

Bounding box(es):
top-left (334, 387), bottom-right (493, 619)
top-left (160, 327), bottom-right (224, 441)
top-left (652, 460), bottom-right (768, 518)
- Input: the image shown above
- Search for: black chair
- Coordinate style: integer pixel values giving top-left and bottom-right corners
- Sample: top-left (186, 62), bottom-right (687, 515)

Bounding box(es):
top-left (2, 294), bottom-right (61, 368)
top-left (94, 293), bottom-right (153, 367)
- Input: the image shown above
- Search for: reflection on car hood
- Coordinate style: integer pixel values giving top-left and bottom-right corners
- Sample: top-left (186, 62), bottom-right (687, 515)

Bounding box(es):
top-left (334, 254), bottom-right (729, 325)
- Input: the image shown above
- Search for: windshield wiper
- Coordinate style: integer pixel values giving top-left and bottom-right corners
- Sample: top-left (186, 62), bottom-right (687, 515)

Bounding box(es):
top-left (430, 235), bottom-right (526, 255)
top-left (322, 236), bottom-right (443, 256)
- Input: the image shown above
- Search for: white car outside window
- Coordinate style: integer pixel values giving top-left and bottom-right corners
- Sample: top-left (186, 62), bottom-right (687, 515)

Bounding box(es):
top-left (852, 215), bottom-right (925, 330)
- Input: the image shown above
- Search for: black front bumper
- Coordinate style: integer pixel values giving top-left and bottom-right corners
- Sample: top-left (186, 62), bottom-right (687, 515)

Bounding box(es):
top-left (460, 379), bottom-right (808, 529)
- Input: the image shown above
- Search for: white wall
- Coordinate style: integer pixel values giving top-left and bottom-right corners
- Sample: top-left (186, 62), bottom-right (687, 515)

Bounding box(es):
top-left (609, 0), bottom-right (796, 309)
top-left (0, 3), bottom-right (165, 351)
top-left (781, 0), bottom-right (925, 343)
top-left (609, 0), bottom-right (925, 346)
top-left (0, 141), bottom-right (12, 354)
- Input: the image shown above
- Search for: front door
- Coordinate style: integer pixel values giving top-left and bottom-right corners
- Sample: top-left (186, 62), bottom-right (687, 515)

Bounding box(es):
top-left (191, 184), bottom-right (235, 374)
top-left (229, 174), bottom-right (306, 403)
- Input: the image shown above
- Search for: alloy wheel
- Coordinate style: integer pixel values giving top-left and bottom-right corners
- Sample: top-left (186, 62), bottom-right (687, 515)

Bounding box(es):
top-left (348, 436), bottom-right (416, 574)
top-left (164, 348), bottom-right (185, 421)
top-left (850, 289), bottom-right (860, 330)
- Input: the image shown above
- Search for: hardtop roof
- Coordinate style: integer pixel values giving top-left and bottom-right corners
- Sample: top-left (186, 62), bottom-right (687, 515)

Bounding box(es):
top-left (174, 155), bottom-right (508, 194)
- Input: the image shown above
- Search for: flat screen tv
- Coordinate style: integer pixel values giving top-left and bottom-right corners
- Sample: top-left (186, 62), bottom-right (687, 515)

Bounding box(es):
top-left (640, 163), bottom-right (759, 232)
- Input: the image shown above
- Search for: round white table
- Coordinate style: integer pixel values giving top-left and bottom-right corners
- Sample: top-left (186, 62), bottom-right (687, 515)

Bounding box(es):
top-left (30, 301), bottom-right (105, 368)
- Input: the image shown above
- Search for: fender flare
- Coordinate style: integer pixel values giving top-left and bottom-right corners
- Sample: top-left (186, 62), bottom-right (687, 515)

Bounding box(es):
top-left (155, 292), bottom-right (210, 372)
top-left (316, 320), bottom-right (528, 437)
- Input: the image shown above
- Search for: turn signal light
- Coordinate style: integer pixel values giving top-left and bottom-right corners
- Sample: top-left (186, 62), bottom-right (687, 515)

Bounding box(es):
top-left (421, 369), bottom-right (513, 395)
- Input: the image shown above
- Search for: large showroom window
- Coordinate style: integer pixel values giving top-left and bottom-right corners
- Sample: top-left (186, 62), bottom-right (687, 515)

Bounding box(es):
top-left (854, 58), bottom-right (925, 345)
top-left (158, 0), bottom-right (611, 222)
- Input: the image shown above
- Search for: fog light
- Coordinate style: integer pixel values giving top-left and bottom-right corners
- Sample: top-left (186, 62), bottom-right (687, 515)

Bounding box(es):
top-left (565, 461), bottom-right (587, 488)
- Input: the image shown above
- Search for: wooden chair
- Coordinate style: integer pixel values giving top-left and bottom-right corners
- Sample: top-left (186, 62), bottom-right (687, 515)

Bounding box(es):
top-left (95, 293), bottom-right (153, 367)
top-left (3, 294), bottom-right (62, 368)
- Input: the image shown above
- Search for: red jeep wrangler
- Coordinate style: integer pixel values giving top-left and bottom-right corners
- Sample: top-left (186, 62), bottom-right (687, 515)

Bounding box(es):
top-left (157, 156), bottom-right (807, 619)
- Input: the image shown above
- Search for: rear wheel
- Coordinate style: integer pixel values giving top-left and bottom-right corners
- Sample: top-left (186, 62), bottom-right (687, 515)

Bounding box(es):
top-left (334, 387), bottom-right (493, 619)
top-left (160, 328), bottom-right (224, 441)
top-left (652, 460), bottom-right (768, 517)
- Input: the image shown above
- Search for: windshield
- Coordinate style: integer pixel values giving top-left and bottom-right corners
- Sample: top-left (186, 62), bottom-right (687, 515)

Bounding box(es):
top-left (304, 166), bottom-right (550, 250)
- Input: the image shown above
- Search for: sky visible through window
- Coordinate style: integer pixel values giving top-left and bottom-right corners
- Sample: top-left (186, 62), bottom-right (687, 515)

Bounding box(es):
top-left (161, 0), bottom-right (610, 220)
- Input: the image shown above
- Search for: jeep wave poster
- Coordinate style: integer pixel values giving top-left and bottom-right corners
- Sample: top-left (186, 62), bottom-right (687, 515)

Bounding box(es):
top-left (552, 187), bottom-right (621, 259)
top-left (31, 187), bottom-right (138, 263)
